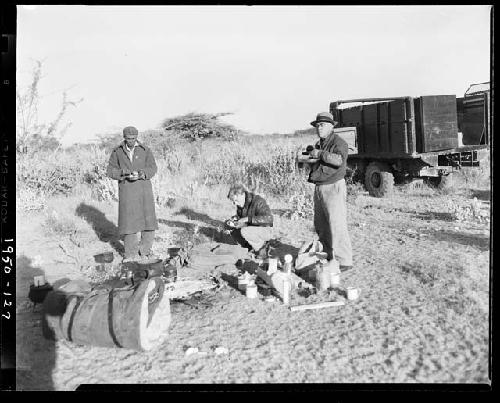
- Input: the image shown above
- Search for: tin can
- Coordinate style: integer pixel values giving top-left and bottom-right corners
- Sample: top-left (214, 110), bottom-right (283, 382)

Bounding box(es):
top-left (33, 275), bottom-right (46, 287)
top-left (246, 284), bottom-right (258, 299)
top-left (346, 287), bottom-right (359, 300)
top-left (316, 265), bottom-right (330, 291)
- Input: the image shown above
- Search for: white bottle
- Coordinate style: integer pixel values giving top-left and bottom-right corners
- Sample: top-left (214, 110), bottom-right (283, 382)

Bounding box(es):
top-left (283, 254), bottom-right (293, 275)
top-left (282, 276), bottom-right (291, 305)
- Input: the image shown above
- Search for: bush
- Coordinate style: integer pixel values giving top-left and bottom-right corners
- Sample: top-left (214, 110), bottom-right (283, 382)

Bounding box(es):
top-left (161, 112), bottom-right (242, 141)
top-left (447, 197), bottom-right (489, 223)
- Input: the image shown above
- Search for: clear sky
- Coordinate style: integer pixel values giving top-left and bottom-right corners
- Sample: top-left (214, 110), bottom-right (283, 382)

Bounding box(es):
top-left (17, 5), bottom-right (491, 146)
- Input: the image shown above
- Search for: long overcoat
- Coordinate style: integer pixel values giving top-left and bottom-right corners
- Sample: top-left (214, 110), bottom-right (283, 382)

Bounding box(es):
top-left (106, 141), bottom-right (158, 235)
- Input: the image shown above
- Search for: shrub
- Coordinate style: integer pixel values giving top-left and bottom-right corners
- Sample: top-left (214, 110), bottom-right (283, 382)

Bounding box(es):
top-left (447, 197), bottom-right (489, 223)
top-left (161, 112), bottom-right (242, 141)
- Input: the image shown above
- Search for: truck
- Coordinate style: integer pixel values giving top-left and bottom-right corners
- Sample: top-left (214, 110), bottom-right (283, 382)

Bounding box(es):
top-left (328, 82), bottom-right (491, 197)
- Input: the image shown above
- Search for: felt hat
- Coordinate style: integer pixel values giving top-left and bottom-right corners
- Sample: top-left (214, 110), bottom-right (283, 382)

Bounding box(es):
top-left (310, 112), bottom-right (338, 127)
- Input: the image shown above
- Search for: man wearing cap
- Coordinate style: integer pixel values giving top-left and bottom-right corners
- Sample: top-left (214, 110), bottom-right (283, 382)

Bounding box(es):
top-left (106, 126), bottom-right (159, 261)
top-left (305, 112), bottom-right (353, 272)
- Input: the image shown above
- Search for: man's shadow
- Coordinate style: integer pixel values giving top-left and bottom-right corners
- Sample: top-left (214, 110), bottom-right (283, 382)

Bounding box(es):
top-left (174, 207), bottom-right (226, 228)
top-left (75, 203), bottom-right (124, 256)
top-left (160, 207), bottom-right (236, 245)
top-left (16, 255), bottom-right (59, 391)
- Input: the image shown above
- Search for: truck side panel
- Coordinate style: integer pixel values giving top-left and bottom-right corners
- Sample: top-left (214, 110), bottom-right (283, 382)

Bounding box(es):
top-left (415, 95), bottom-right (459, 152)
top-left (333, 98), bottom-right (415, 156)
top-left (460, 92), bottom-right (489, 145)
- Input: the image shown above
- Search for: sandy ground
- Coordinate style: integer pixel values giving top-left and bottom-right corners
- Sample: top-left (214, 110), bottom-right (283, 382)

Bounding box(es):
top-left (15, 186), bottom-right (490, 389)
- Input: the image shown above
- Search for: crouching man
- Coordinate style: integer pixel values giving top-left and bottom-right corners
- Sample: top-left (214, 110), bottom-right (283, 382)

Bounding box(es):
top-left (226, 184), bottom-right (274, 259)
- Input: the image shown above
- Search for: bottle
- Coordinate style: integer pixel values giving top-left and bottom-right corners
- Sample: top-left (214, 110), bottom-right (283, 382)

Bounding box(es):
top-left (328, 259), bottom-right (341, 286)
top-left (316, 261), bottom-right (330, 291)
top-left (282, 275), bottom-right (291, 305)
top-left (283, 254), bottom-right (293, 275)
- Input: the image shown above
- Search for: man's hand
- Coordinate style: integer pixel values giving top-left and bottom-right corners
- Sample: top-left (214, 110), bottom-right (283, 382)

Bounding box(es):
top-left (309, 148), bottom-right (322, 159)
top-left (138, 170), bottom-right (146, 180)
top-left (234, 217), bottom-right (249, 229)
top-left (128, 171), bottom-right (139, 181)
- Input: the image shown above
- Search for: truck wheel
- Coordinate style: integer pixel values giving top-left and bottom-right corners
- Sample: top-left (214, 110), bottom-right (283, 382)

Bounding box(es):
top-left (432, 173), bottom-right (454, 190)
top-left (364, 162), bottom-right (394, 197)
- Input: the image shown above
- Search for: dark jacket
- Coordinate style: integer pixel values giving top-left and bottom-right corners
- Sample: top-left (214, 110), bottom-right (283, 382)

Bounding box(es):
top-left (106, 141), bottom-right (158, 235)
top-left (308, 132), bottom-right (349, 185)
top-left (236, 192), bottom-right (273, 227)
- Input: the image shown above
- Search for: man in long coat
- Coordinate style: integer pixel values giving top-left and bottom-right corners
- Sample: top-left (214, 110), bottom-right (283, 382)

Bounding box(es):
top-left (106, 126), bottom-right (159, 261)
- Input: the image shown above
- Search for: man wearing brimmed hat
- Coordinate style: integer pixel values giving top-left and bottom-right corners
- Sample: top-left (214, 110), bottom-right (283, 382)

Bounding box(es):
top-left (106, 126), bottom-right (159, 261)
top-left (305, 112), bottom-right (353, 271)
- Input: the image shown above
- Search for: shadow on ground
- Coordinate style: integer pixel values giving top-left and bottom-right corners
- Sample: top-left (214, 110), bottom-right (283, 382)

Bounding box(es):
top-left (158, 218), bottom-right (236, 245)
top-left (431, 230), bottom-right (490, 252)
top-left (75, 203), bottom-right (124, 256)
top-left (412, 212), bottom-right (455, 221)
top-left (470, 189), bottom-right (491, 202)
top-left (16, 255), bottom-right (58, 391)
top-left (174, 207), bottom-right (226, 228)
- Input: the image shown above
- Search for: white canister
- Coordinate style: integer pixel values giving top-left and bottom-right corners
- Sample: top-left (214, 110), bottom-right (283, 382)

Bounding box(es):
top-left (330, 273), bottom-right (341, 286)
top-left (282, 277), bottom-right (291, 305)
top-left (34, 275), bottom-right (46, 287)
top-left (238, 275), bottom-right (249, 291)
top-left (268, 258), bottom-right (278, 274)
top-left (283, 254), bottom-right (293, 275)
top-left (346, 287), bottom-right (359, 300)
top-left (246, 284), bottom-right (258, 299)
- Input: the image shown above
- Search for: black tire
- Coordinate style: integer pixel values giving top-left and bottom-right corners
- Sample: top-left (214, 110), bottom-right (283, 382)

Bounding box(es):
top-left (430, 173), bottom-right (454, 190)
top-left (364, 161), bottom-right (394, 197)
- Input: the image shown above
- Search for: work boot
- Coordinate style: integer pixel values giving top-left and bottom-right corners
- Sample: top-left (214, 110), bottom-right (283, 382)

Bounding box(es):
top-left (339, 265), bottom-right (353, 273)
top-left (123, 255), bottom-right (140, 263)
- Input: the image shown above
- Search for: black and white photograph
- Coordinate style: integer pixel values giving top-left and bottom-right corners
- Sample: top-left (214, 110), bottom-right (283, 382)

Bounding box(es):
top-left (10, 5), bottom-right (492, 390)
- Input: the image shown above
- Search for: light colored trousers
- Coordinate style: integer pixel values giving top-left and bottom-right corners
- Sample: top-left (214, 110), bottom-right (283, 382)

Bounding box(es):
top-left (240, 226), bottom-right (274, 251)
top-left (313, 179), bottom-right (353, 266)
top-left (123, 230), bottom-right (155, 259)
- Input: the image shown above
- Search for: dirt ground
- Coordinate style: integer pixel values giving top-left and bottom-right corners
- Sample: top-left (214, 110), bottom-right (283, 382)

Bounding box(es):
top-left (15, 185), bottom-right (490, 389)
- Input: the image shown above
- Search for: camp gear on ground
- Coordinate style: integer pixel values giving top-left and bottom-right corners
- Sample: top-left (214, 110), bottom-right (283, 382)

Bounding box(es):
top-left (94, 252), bottom-right (114, 264)
top-left (245, 283), bottom-right (258, 299)
top-left (28, 283), bottom-right (53, 309)
top-left (346, 287), bottom-right (360, 300)
top-left (290, 301), bottom-right (345, 312)
top-left (42, 278), bottom-right (170, 351)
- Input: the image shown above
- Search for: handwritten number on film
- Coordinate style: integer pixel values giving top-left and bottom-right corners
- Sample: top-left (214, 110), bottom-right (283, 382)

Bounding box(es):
top-left (2, 239), bottom-right (14, 319)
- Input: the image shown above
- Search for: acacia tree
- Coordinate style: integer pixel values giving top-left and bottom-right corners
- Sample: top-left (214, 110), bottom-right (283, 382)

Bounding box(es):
top-left (16, 60), bottom-right (84, 152)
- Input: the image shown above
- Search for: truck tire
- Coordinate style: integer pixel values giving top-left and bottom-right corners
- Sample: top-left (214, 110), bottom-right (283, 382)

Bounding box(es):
top-left (431, 173), bottom-right (454, 190)
top-left (364, 162), bottom-right (394, 197)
